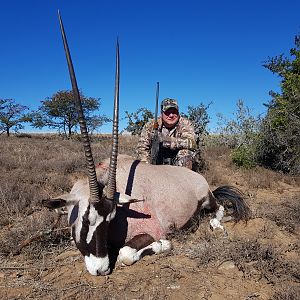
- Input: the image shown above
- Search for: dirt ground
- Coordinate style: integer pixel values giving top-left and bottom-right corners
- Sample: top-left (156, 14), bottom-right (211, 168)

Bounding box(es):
top-left (0, 139), bottom-right (299, 300)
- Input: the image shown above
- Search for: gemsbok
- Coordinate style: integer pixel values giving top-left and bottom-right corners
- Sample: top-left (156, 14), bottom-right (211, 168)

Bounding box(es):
top-left (42, 12), bottom-right (250, 276)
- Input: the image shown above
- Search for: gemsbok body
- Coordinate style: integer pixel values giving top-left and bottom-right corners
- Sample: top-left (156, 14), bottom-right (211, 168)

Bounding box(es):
top-left (42, 12), bottom-right (250, 276)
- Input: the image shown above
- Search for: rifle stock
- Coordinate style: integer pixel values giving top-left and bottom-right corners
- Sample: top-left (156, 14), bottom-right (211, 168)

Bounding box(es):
top-left (151, 132), bottom-right (160, 164)
top-left (150, 82), bottom-right (160, 164)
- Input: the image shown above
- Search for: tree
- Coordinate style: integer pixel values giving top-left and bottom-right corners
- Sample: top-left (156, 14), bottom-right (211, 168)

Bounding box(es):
top-left (217, 99), bottom-right (261, 148)
top-left (124, 108), bottom-right (154, 135)
top-left (171, 102), bottom-right (210, 172)
top-left (216, 99), bottom-right (261, 169)
top-left (30, 90), bottom-right (110, 138)
top-left (0, 99), bottom-right (29, 137)
top-left (257, 33), bottom-right (300, 173)
top-left (182, 102), bottom-right (211, 146)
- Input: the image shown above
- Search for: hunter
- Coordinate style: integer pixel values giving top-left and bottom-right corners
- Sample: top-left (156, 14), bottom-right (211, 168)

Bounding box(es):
top-left (137, 98), bottom-right (197, 169)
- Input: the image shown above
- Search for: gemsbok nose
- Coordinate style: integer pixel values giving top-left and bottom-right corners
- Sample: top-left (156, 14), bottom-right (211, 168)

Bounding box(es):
top-left (85, 254), bottom-right (110, 276)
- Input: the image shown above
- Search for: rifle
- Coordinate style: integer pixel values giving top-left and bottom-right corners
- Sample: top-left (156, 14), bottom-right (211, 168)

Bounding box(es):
top-left (150, 82), bottom-right (160, 164)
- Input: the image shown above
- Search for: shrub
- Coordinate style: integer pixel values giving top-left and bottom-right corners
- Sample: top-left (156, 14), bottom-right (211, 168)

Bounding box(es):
top-left (216, 99), bottom-right (261, 169)
top-left (258, 33), bottom-right (300, 174)
top-left (231, 145), bottom-right (256, 169)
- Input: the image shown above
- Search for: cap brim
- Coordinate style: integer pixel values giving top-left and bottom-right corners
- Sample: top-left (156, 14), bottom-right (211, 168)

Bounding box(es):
top-left (162, 105), bottom-right (179, 112)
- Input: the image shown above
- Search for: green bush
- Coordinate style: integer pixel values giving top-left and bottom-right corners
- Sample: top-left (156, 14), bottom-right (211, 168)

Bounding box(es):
top-left (216, 99), bottom-right (260, 169)
top-left (231, 145), bottom-right (256, 169)
top-left (258, 33), bottom-right (300, 174)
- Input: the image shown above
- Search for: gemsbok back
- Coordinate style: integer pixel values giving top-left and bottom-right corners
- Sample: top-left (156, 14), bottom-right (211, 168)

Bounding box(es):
top-left (42, 12), bottom-right (250, 276)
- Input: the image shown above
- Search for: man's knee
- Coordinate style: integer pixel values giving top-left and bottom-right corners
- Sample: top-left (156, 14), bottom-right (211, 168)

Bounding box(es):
top-left (174, 150), bottom-right (194, 170)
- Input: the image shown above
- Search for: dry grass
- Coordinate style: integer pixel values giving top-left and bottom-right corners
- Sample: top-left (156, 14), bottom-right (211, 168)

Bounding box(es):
top-left (0, 135), bottom-right (138, 218)
top-left (201, 145), bottom-right (232, 187)
top-left (171, 219), bottom-right (300, 289)
top-left (0, 134), bottom-right (138, 257)
top-left (256, 196), bottom-right (300, 233)
top-left (0, 134), bottom-right (299, 299)
top-left (270, 287), bottom-right (300, 300)
top-left (201, 143), bottom-right (299, 193)
top-left (0, 134), bottom-right (298, 244)
top-left (242, 167), bottom-right (300, 190)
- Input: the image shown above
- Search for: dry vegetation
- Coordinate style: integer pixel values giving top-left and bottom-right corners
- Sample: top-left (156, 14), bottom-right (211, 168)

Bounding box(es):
top-left (0, 134), bottom-right (299, 300)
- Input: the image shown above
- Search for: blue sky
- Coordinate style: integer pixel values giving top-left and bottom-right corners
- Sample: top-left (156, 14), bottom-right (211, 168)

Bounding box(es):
top-left (1, 0), bottom-right (299, 133)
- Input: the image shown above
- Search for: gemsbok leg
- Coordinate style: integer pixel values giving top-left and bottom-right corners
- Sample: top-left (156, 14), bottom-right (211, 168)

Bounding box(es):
top-left (117, 234), bottom-right (172, 266)
top-left (202, 186), bottom-right (250, 230)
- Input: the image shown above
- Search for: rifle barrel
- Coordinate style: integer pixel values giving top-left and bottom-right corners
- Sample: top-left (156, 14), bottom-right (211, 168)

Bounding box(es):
top-left (150, 82), bottom-right (160, 164)
top-left (154, 82), bottom-right (159, 130)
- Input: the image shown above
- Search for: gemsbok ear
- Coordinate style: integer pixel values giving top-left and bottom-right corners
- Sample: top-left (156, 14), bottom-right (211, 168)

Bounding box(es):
top-left (115, 192), bottom-right (144, 204)
top-left (42, 198), bottom-right (67, 209)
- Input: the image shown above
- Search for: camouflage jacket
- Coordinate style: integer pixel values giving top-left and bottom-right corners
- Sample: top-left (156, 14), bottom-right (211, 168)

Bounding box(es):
top-left (136, 116), bottom-right (197, 163)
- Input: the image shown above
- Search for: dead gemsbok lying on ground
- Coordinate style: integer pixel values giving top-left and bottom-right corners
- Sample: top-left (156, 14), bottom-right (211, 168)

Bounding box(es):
top-left (42, 12), bottom-right (250, 276)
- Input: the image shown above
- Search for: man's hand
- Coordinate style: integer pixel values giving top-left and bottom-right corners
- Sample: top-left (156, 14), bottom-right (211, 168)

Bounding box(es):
top-left (161, 135), bottom-right (172, 148)
top-left (150, 131), bottom-right (162, 165)
top-left (151, 132), bottom-right (171, 148)
top-left (160, 135), bottom-right (195, 150)
top-left (151, 131), bottom-right (163, 143)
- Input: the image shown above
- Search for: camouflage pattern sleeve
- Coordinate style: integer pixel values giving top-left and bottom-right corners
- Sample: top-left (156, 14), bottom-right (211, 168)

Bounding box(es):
top-left (162, 118), bottom-right (197, 151)
top-left (136, 120), bottom-right (154, 163)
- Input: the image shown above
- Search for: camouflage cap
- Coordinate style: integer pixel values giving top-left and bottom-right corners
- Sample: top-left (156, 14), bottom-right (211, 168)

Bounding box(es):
top-left (161, 98), bottom-right (179, 112)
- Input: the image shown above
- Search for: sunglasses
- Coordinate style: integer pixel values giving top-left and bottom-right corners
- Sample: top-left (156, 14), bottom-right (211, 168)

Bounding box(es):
top-left (163, 108), bottom-right (179, 116)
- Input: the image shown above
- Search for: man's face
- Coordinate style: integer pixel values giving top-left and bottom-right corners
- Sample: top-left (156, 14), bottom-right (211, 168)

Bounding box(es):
top-left (162, 108), bottom-right (180, 128)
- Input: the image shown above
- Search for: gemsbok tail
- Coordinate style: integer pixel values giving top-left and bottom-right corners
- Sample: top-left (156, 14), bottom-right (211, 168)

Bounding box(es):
top-left (212, 185), bottom-right (251, 222)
